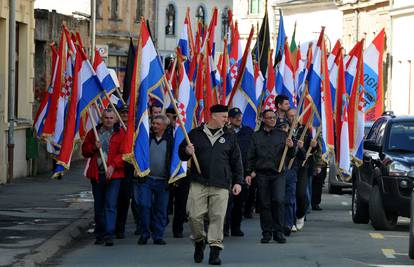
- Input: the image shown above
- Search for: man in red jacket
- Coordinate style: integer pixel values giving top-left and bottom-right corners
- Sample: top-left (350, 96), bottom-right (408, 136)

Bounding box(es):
top-left (82, 108), bottom-right (126, 246)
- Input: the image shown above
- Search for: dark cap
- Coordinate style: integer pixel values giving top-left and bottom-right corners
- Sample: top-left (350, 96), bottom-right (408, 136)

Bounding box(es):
top-left (228, 107), bottom-right (242, 118)
top-left (117, 104), bottom-right (128, 112)
top-left (166, 107), bottom-right (176, 115)
top-left (210, 104), bottom-right (228, 114)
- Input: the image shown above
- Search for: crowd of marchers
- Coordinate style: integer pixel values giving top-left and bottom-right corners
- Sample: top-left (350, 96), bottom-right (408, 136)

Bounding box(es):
top-left (80, 94), bottom-right (327, 266)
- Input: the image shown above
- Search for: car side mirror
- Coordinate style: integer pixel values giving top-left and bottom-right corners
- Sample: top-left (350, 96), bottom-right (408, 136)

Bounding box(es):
top-left (363, 140), bottom-right (381, 152)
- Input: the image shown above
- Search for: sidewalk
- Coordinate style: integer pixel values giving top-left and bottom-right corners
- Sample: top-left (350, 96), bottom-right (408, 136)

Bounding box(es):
top-left (0, 161), bottom-right (93, 267)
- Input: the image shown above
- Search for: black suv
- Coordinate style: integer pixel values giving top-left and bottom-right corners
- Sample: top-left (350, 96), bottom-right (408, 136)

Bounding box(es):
top-left (352, 114), bottom-right (414, 230)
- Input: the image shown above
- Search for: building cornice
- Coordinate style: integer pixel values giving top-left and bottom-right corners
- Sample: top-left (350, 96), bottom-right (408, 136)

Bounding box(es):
top-left (271, 0), bottom-right (337, 10)
top-left (335, 0), bottom-right (389, 12)
top-left (389, 4), bottom-right (414, 17)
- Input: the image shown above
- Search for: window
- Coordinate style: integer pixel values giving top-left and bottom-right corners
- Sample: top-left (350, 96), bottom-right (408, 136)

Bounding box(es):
top-left (136, 0), bottom-right (143, 22)
top-left (196, 5), bottom-right (206, 28)
top-left (165, 4), bottom-right (175, 36)
top-left (249, 0), bottom-right (262, 15)
top-left (366, 119), bottom-right (383, 141)
top-left (221, 7), bottom-right (229, 39)
top-left (111, 0), bottom-right (119, 20)
top-left (96, 0), bottom-right (102, 19)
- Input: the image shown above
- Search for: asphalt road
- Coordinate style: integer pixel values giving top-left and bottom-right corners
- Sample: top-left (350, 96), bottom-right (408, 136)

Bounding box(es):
top-left (45, 191), bottom-right (414, 267)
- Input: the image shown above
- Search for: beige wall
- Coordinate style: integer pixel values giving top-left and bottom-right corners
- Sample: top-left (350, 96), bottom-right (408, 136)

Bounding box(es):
top-left (0, 0), bottom-right (35, 183)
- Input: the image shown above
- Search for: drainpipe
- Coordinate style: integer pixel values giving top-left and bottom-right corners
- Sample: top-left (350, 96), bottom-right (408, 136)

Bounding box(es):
top-left (91, 0), bottom-right (96, 62)
top-left (7, 0), bottom-right (15, 183)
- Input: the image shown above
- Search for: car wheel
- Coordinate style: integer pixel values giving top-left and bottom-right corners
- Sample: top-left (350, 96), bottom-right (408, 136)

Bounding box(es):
top-left (409, 190), bottom-right (414, 259)
top-left (369, 184), bottom-right (398, 231)
top-left (328, 180), bottom-right (342, 194)
top-left (352, 183), bottom-right (369, 224)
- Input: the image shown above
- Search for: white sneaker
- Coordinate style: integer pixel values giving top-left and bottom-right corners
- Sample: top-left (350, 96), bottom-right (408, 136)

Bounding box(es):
top-left (296, 217), bottom-right (305, 231)
top-left (291, 225), bottom-right (298, 232)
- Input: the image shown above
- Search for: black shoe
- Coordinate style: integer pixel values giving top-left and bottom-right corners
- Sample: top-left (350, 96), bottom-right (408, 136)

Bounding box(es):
top-left (194, 240), bottom-right (206, 263)
top-left (104, 238), bottom-right (114, 246)
top-left (283, 227), bottom-right (291, 237)
top-left (244, 211), bottom-right (253, 219)
top-left (115, 232), bottom-right (125, 239)
top-left (153, 239), bottom-right (167, 245)
top-left (231, 229), bottom-right (244, 237)
top-left (208, 246), bottom-right (222, 265)
top-left (260, 235), bottom-right (271, 244)
top-left (273, 232), bottom-right (287, 244)
top-left (94, 237), bottom-right (104, 245)
top-left (137, 236), bottom-right (149, 245)
top-left (312, 205), bottom-right (323, 211)
top-left (134, 230), bottom-right (141, 236)
top-left (173, 232), bottom-right (184, 238)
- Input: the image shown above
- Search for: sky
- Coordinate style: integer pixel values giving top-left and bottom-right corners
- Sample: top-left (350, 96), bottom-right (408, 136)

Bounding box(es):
top-left (34, 0), bottom-right (90, 15)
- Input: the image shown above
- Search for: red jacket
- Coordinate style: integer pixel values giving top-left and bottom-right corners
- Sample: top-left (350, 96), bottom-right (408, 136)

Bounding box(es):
top-left (82, 124), bottom-right (126, 181)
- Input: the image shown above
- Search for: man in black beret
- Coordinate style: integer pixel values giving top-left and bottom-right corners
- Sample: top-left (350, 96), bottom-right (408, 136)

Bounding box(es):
top-left (224, 108), bottom-right (254, 237)
top-left (179, 104), bottom-right (243, 265)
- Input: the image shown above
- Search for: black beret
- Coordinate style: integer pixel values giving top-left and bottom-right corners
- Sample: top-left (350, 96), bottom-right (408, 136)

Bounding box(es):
top-left (210, 104), bottom-right (228, 113)
top-left (228, 107), bottom-right (242, 117)
top-left (117, 104), bottom-right (128, 112)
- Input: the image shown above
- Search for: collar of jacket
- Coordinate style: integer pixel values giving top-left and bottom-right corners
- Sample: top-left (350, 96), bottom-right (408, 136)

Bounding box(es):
top-left (96, 122), bottom-right (121, 133)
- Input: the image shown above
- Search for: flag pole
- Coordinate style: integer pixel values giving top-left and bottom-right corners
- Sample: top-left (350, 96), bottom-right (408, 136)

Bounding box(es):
top-left (276, 104), bottom-right (311, 173)
top-left (302, 126), bottom-right (321, 167)
top-left (115, 88), bottom-right (126, 105)
top-left (287, 111), bottom-right (314, 169)
top-left (88, 109), bottom-right (108, 173)
top-left (164, 58), bottom-right (202, 175)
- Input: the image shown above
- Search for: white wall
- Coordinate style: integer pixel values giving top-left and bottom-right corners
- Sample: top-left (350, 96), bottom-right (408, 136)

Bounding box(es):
top-left (156, 0), bottom-right (232, 59)
top-left (390, 12), bottom-right (414, 115)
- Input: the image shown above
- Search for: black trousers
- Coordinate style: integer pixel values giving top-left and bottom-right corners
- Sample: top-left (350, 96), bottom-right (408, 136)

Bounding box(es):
top-left (170, 179), bottom-right (190, 235)
top-left (115, 176), bottom-right (140, 234)
top-left (256, 173), bottom-right (286, 236)
top-left (312, 167), bottom-right (327, 207)
top-left (244, 178), bottom-right (258, 215)
top-left (296, 166), bottom-right (309, 219)
top-left (225, 185), bottom-right (248, 232)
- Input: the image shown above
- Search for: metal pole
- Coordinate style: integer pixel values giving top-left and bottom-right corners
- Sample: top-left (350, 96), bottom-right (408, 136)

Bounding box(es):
top-left (91, 0), bottom-right (96, 61)
top-left (7, 0), bottom-right (16, 183)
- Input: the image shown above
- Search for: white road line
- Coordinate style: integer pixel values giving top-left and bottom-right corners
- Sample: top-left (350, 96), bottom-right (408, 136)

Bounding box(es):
top-left (349, 211), bottom-right (352, 216)
top-left (341, 201), bottom-right (349, 206)
top-left (381, 249), bottom-right (396, 259)
top-left (370, 233), bottom-right (384, 239)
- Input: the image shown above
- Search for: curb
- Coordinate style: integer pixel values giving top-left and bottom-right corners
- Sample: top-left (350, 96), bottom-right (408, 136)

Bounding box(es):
top-left (12, 208), bottom-right (93, 267)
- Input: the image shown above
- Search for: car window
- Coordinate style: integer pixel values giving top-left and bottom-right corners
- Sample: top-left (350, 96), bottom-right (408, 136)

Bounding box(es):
top-left (387, 122), bottom-right (414, 153)
top-left (366, 119), bottom-right (383, 141)
top-left (375, 122), bottom-right (387, 146)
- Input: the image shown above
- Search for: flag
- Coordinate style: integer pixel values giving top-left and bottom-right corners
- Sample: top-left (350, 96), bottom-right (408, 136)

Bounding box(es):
top-left (93, 49), bottom-right (117, 95)
top-left (232, 51), bottom-right (258, 129)
top-left (54, 46), bottom-right (104, 175)
top-left (34, 43), bottom-right (59, 138)
top-left (170, 60), bottom-right (197, 182)
top-left (364, 29), bottom-right (385, 121)
top-left (195, 54), bottom-right (205, 125)
top-left (178, 8), bottom-right (195, 73)
top-left (307, 27), bottom-right (334, 160)
top-left (123, 19), bottom-right (165, 176)
top-left (204, 50), bottom-right (214, 121)
top-left (345, 41), bottom-right (363, 96)
top-left (253, 10), bottom-right (270, 76)
top-left (226, 21), bottom-right (242, 104)
top-left (328, 40), bottom-right (341, 72)
top-left (276, 40), bottom-right (296, 107)
top-left (290, 21), bottom-right (298, 70)
top-left (329, 44), bottom-right (342, 115)
top-left (263, 49), bottom-right (277, 111)
top-left (122, 38), bottom-right (136, 102)
top-left (274, 9), bottom-right (286, 66)
top-left (334, 50), bottom-right (351, 176)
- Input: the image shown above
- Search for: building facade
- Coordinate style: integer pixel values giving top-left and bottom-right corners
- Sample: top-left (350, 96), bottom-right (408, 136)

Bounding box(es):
top-left (156, 0), bottom-right (232, 60)
top-left (0, 0), bottom-right (35, 183)
top-left (95, 0), bottom-right (155, 88)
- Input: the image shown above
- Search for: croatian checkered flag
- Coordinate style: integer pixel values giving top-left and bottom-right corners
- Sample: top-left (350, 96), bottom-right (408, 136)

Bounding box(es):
top-left (169, 61), bottom-right (197, 183)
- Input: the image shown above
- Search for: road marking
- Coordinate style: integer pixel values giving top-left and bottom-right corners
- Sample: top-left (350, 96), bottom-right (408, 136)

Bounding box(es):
top-left (341, 201), bottom-right (349, 206)
top-left (381, 248), bottom-right (396, 259)
top-left (349, 211), bottom-right (352, 216)
top-left (370, 233), bottom-right (384, 239)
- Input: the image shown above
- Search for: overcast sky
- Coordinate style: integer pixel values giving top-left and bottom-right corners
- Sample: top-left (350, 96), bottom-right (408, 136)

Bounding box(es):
top-left (34, 0), bottom-right (90, 15)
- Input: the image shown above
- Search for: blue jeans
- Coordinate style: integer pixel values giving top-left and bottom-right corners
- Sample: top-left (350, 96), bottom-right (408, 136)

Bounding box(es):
top-left (134, 177), bottom-right (169, 240)
top-left (284, 169), bottom-right (297, 229)
top-left (91, 175), bottom-right (121, 240)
